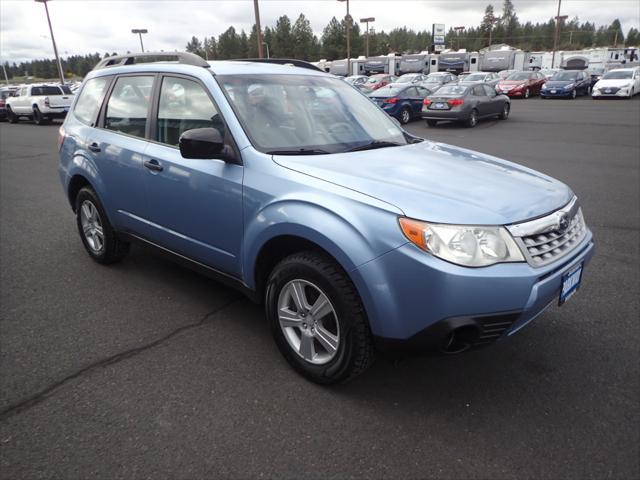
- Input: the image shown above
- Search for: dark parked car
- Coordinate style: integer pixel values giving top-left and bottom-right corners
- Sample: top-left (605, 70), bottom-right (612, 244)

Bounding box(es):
top-left (496, 71), bottom-right (546, 98)
top-left (369, 83), bottom-right (433, 124)
top-left (540, 70), bottom-right (591, 99)
top-left (364, 74), bottom-right (397, 91)
top-left (461, 71), bottom-right (501, 88)
top-left (420, 72), bottom-right (458, 91)
top-left (422, 83), bottom-right (510, 128)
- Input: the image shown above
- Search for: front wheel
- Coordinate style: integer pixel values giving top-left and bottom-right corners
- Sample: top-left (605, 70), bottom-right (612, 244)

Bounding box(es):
top-left (265, 251), bottom-right (374, 384)
top-left (571, 89), bottom-right (577, 99)
top-left (426, 119), bottom-right (438, 127)
top-left (399, 107), bottom-right (411, 125)
top-left (524, 88), bottom-right (530, 99)
top-left (499, 103), bottom-right (510, 120)
top-left (75, 187), bottom-right (130, 264)
top-left (465, 109), bottom-right (478, 128)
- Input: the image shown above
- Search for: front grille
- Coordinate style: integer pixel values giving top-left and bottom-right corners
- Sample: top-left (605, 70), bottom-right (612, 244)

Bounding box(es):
top-left (507, 197), bottom-right (587, 267)
top-left (601, 87), bottom-right (620, 94)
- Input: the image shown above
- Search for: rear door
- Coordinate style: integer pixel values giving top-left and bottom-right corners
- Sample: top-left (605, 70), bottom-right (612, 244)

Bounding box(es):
top-left (141, 74), bottom-right (244, 276)
top-left (91, 74), bottom-right (155, 232)
top-left (483, 84), bottom-right (503, 114)
top-left (414, 86), bottom-right (431, 115)
top-left (471, 85), bottom-right (490, 116)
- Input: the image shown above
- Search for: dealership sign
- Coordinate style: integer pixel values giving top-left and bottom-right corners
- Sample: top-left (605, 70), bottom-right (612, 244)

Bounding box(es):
top-left (432, 23), bottom-right (445, 53)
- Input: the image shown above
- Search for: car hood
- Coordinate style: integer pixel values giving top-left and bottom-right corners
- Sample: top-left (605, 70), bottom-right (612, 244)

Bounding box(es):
top-left (273, 141), bottom-right (572, 225)
top-left (499, 80), bottom-right (527, 85)
top-left (595, 78), bottom-right (633, 88)
top-left (545, 80), bottom-right (575, 87)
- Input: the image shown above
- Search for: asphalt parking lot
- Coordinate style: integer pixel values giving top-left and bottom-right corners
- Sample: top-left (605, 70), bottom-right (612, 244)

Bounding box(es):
top-left (1, 95), bottom-right (639, 479)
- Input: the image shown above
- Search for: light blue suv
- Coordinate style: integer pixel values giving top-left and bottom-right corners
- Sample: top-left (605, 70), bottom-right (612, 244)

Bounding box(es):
top-left (58, 53), bottom-right (594, 384)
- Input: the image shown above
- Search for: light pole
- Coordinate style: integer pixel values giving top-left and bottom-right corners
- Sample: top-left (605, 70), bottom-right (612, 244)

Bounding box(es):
top-left (2, 63), bottom-right (9, 85)
top-left (253, 0), bottom-right (264, 58)
top-left (34, 0), bottom-right (65, 85)
top-left (338, 0), bottom-right (351, 75)
top-left (263, 42), bottom-right (270, 59)
top-left (360, 17), bottom-right (375, 58)
top-left (454, 26), bottom-right (465, 50)
top-left (551, 0), bottom-right (568, 68)
top-left (131, 29), bottom-right (148, 52)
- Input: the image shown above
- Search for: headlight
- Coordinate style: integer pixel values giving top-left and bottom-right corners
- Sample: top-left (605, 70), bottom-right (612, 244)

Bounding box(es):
top-left (541, 84), bottom-right (547, 90)
top-left (399, 218), bottom-right (525, 267)
top-left (564, 83), bottom-right (574, 89)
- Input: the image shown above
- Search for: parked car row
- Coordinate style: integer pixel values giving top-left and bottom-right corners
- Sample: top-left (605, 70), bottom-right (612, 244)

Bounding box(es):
top-left (1, 83), bottom-right (74, 125)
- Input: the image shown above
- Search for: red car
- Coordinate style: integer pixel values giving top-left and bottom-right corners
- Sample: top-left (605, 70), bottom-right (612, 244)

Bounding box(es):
top-left (495, 71), bottom-right (546, 98)
top-left (363, 74), bottom-right (398, 91)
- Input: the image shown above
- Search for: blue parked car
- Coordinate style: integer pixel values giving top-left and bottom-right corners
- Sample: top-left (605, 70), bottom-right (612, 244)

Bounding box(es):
top-left (541, 70), bottom-right (591, 99)
top-left (58, 53), bottom-right (594, 384)
top-left (368, 83), bottom-right (433, 124)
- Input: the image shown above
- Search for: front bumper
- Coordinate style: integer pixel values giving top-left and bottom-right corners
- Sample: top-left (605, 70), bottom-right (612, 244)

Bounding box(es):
top-left (351, 230), bottom-right (594, 355)
top-left (540, 89), bottom-right (574, 98)
top-left (497, 89), bottom-right (526, 97)
top-left (592, 89), bottom-right (632, 98)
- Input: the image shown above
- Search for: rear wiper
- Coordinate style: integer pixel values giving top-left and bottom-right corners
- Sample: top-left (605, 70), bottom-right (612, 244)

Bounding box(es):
top-left (346, 141), bottom-right (403, 153)
top-left (266, 148), bottom-right (329, 155)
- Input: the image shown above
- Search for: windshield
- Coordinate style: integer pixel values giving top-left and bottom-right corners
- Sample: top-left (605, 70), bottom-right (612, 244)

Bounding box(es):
top-left (465, 74), bottom-right (487, 81)
top-left (507, 72), bottom-right (530, 81)
top-left (217, 74), bottom-right (409, 154)
top-left (552, 71), bottom-right (578, 81)
top-left (396, 74), bottom-right (418, 83)
top-left (366, 76), bottom-right (385, 84)
top-left (435, 85), bottom-right (468, 95)
top-left (602, 71), bottom-right (633, 79)
top-left (424, 75), bottom-right (444, 83)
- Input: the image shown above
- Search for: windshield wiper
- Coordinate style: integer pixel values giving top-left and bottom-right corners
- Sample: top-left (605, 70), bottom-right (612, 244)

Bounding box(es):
top-left (346, 141), bottom-right (403, 153)
top-left (266, 148), bottom-right (330, 155)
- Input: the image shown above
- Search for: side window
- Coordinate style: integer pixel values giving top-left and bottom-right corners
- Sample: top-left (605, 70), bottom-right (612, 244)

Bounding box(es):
top-left (105, 76), bottom-right (153, 138)
top-left (21, 87), bottom-right (28, 96)
top-left (483, 84), bottom-right (496, 96)
top-left (416, 86), bottom-right (429, 97)
top-left (157, 76), bottom-right (223, 147)
top-left (473, 85), bottom-right (485, 96)
top-left (403, 86), bottom-right (418, 98)
top-left (73, 77), bottom-right (110, 126)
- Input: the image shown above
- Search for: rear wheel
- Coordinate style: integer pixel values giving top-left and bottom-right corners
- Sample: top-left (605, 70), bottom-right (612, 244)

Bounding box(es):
top-left (75, 187), bottom-right (130, 264)
top-left (399, 107), bottom-right (411, 124)
top-left (499, 103), bottom-right (510, 120)
top-left (465, 109), bottom-right (478, 128)
top-left (265, 251), bottom-right (374, 384)
top-left (426, 119), bottom-right (438, 127)
top-left (33, 106), bottom-right (49, 125)
top-left (7, 107), bottom-right (18, 123)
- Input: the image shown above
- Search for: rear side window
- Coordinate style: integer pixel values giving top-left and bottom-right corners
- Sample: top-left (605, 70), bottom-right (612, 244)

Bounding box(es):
top-left (472, 85), bottom-right (485, 96)
top-left (73, 77), bottom-right (111, 126)
top-left (61, 85), bottom-right (72, 94)
top-left (31, 86), bottom-right (63, 96)
top-left (105, 76), bottom-right (153, 138)
top-left (156, 76), bottom-right (223, 146)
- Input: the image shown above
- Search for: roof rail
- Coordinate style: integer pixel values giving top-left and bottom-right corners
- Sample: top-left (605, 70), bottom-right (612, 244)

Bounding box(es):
top-left (93, 52), bottom-right (209, 70)
top-left (232, 58), bottom-right (325, 72)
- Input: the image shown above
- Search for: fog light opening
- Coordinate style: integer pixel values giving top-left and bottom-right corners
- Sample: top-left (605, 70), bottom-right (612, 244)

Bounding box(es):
top-left (442, 326), bottom-right (478, 354)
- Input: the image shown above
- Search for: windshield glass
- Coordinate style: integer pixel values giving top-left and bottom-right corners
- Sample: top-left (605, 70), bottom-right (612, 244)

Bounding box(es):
top-left (552, 71), bottom-right (578, 81)
top-left (366, 76), bottom-right (385, 84)
top-left (217, 74), bottom-right (408, 154)
top-left (602, 71), bottom-right (633, 79)
top-left (435, 85), bottom-right (468, 95)
top-left (396, 74), bottom-right (418, 83)
top-left (465, 74), bottom-right (487, 81)
top-left (424, 75), bottom-right (444, 82)
top-left (507, 72), bottom-right (530, 81)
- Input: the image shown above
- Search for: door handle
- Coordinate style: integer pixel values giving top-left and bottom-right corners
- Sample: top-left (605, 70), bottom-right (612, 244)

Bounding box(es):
top-left (143, 159), bottom-right (163, 172)
top-left (88, 142), bottom-right (101, 153)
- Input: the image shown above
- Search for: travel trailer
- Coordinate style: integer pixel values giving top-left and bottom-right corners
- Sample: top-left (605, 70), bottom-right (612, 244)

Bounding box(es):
top-left (398, 52), bottom-right (430, 74)
top-left (438, 50), bottom-right (480, 74)
top-left (363, 54), bottom-right (402, 75)
top-left (480, 49), bottom-right (528, 72)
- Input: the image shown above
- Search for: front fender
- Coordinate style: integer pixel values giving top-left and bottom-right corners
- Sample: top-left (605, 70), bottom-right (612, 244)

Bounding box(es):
top-left (242, 199), bottom-right (404, 290)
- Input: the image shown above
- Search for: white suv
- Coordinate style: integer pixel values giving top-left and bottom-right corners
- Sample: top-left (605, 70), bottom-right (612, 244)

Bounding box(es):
top-left (6, 84), bottom-right (74, 125)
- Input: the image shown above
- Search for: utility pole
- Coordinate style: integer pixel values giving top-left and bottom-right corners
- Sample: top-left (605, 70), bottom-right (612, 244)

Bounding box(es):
top-left (338, 0), bottom-right (351, 75)
top-left (360, 17), bottom-right (375, 58)
top-left (35, 0), bottom-right (65, 85)
top-left (2, 63), bottom-right (9, 85)
top-left (253, 0), bottom-right (264, 58)
top-left (131, 29), bottom-right (148, 52)
top-left (551, 0), bottom-right (568, 68)
top-left (454, 26), bottom-right (465, 50)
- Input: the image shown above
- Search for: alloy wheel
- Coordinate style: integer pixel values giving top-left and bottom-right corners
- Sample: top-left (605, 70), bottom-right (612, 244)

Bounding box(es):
top-left (80, 200), bottom-right (105, 253)
top-left (277, 279), bottom-right (340, 365)
top-left (401, 108), bottom-right (410, 124)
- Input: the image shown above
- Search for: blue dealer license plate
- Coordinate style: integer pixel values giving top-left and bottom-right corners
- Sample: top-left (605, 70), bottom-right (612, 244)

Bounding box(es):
top-left (559, 262), bottom-right (583, 305)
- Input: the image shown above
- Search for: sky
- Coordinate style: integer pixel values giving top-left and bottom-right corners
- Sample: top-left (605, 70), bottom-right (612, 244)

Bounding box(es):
top-left (1, 0), bottom-right (639, 63)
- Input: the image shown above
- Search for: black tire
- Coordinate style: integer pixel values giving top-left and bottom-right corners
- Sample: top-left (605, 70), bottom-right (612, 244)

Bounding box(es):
top-left (33, 106), bottom-right (49, 125)
top-left (465, 109), bottom-right (479, 128)
top-left (75, 187), bottom-right (130, 264)
top-left (265, 251), bottom-right (374, 384)
top-left (426, 119), bottom-right (438, 127)
top-left (499, 102), bottom-right (510, 120)
top-left (399, 107), bottom-right (411, 125)
top-left (7, 107), bottom-right (18, 124)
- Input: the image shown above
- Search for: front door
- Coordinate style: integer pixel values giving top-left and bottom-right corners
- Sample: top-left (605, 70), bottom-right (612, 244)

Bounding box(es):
top-left (142, 75), bottom-right (244, 277)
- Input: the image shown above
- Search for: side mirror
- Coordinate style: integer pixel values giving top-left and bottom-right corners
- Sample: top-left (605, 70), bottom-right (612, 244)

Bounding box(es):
top-left (179, 128), bottom-right (230, 160)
